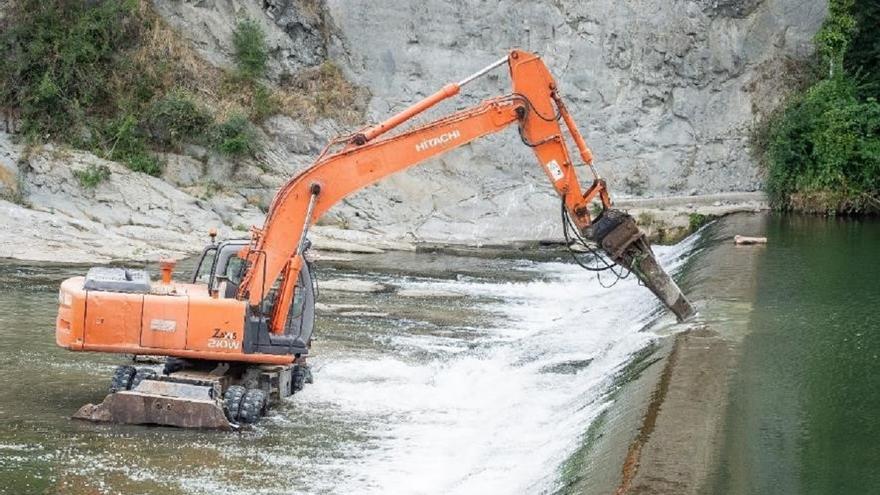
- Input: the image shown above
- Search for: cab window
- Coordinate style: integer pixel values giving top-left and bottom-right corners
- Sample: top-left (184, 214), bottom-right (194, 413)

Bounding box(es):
top-left (194, 248), bottom-right (217, 284)
top-left (225, 256), bottom-right (246, 285)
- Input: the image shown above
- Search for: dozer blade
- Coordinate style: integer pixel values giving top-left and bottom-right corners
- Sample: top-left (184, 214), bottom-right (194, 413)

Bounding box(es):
top-left (587, 209), bottom-right (696, 322)
top-left (72, 380), bottom-right (233, 430)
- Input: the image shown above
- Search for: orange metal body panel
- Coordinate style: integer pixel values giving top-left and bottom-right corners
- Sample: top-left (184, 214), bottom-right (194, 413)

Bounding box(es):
top-left (59, 280), bottom-right (291, 364)
top-left (186, 295), bottom-right (247, 354)
top-left (84, 291), bottom-right (144, 350)
top-left (56, 277), bottom-right (87, 350)
top-left (140, 294), bottom-right (188, 349)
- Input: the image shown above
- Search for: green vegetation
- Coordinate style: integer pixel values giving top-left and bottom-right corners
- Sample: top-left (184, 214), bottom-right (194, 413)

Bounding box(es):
top-left (212, 114), bottom-right (259, 157)
top-left (232, 19), bottom-right (269, 81)
top-left (688, 212), bottom-right (714, 231)
top-left (0, 0), bottom-right (141, 141)
top-left (73, 163), bottom-right (112, 188)
top-left (0, 1), bottom-right (365, 183)
top-left (95, 114), bottom-right (162, 176)
top-left (142, 91), bottom-right (212, 147)
top-left (763, 0), bottom-right (880, 213)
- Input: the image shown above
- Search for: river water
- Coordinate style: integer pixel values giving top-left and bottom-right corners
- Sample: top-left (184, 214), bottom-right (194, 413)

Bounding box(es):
top-left (710, 215), bottom-right (880, 494)
top-left (0, 236), bottom-right (694, 494)
top-left (2, 213), bottom-right (876, 495)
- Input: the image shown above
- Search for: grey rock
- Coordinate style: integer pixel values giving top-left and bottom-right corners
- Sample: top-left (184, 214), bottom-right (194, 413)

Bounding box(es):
top-left (0, 134), bottom-right (20, 202)
top-left (161, 153), bottom-right (203, 187)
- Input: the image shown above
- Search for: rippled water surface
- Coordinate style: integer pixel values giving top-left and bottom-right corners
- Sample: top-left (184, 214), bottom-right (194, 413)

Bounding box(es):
top-left (710, 215), bottom-right (880, 494)
top-left (0, 243), bottom-right (695, 495)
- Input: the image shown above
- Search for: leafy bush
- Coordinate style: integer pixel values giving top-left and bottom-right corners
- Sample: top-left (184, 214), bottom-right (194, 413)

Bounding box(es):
top-left (0, 0), bottom-right (141, 139)
top-left (142, 91), bottom-right (211, 147)
top-left (74, 164), bottom-right (112, 188)
top-left (95, 115), bottom-right (162, 176)
top-left (845, 0), bottom-right (880, 95)
top-left (211, 114), bottom-right (259, 156)
top-left (767, 76), bottom-right (880, 212)
top-left (814, 0), bottom-right (856, 75)
top-left (762, 0), bottom-right (880, 213)
top-left (688, 213), bottom-right (713, 231)
top-left (232, 19), bottom-right (269, 81)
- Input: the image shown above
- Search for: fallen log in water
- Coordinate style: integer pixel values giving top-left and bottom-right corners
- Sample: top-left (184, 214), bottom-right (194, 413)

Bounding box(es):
top-left (734, 235), bottom-right (767, 245)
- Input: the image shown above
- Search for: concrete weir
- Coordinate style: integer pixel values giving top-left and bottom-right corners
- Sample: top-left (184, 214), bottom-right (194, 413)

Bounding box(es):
top-left (566, 213), bottom-right (767, 495)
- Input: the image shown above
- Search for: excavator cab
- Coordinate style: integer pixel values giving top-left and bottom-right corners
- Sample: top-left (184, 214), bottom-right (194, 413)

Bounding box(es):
top-left (192, 240), bottom-right (248, 298)
top-left (192, 239), bottom-right (316, 351)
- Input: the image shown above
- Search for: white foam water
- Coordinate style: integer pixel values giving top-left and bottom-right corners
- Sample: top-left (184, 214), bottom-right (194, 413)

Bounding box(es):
top-left (296, 238), bottom-right (698, 494)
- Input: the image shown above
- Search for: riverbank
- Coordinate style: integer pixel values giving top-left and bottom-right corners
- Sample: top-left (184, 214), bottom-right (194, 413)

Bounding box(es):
top-left (0, 188), bottom-right (767, 264)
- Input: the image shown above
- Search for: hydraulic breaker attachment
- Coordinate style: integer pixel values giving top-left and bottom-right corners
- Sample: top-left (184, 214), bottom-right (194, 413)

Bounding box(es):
top-left (587, 209), bottom-right (696, 322)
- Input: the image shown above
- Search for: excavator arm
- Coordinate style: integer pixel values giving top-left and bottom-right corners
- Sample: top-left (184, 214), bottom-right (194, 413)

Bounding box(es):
top-left (238, 49), bottom-right (694, 334)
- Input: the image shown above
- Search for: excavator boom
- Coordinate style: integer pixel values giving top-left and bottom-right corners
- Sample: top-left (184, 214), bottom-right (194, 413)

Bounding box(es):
top-left (237, 49), bottom-right (693, 328)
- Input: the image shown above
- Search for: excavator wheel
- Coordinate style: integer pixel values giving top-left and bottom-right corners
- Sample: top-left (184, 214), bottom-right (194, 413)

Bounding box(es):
top-left (130, 368), bottom-right (158, 390)
top-left (224, 385), bottom-right (247, 422)
top-left (291, 365), bottom-right (306, 393)
top-left (238, 389), bottom-right (268, 424)
top-left (109, 365), bottom-right (136, 393)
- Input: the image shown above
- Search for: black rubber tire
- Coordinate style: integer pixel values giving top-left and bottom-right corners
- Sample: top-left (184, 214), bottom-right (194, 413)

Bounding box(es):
top-left (238, 388), bottom-right (268, 424)
top-left (291, 366), bottom-right (306, 393)
top-left (109, 365), bottom-right (136, 393)
top-left (130, 368), bottom-right (158, 390)
top-left (224, 385), bottom-right (247, 422)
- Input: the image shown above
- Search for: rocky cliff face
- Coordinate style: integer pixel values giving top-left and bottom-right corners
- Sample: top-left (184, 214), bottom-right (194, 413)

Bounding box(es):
top-left (322, 0), bottom-right (825, 241)
top-left (153, 0), bottom-right (825, 243)
top-left (0, 0), bottom-right (825, 261)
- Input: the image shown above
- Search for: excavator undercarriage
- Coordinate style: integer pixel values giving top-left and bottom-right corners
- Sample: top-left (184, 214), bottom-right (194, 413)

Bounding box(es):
top-left (73, 359), bottom-right (311, 430)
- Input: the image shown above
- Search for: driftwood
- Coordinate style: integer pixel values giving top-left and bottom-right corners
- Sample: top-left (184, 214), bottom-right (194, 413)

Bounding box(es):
top-left (734, 235), bottom-right (767, 245)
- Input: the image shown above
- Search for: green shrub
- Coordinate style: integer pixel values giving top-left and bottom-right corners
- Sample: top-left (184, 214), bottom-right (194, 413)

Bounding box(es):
top-left (142, 91), bottom-right (211, 147)
top-left (845, 2), bottom-right (880, 93)
top-left (766, 75), bottom-right (880, 211)
top-left (250, 83), bottom-right (279, 121)
top-left (0, 0), bottom-right (141, 138)
top-left (95, 114), bottom-right (162, 176)
top-left (762, 0), bottom-right (880, 213)
top-left (73, 164), bottom-right (112, 188)
top-left (814, 0), bottom-right (856, 75)
top-left (211, 114), bottom-right (259, 156)
top-left (688, 213), bottom-right (712, 231)
top-left (232, 19), bottom-right (268, 81)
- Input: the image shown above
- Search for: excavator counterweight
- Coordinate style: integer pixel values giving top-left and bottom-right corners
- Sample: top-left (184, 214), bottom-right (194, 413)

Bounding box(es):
top-left (55, 49), bottom-right (693, 429)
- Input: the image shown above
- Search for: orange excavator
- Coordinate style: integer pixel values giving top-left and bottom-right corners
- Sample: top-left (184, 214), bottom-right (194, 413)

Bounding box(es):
top-left (56, 49), bottom-right (694, 429)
